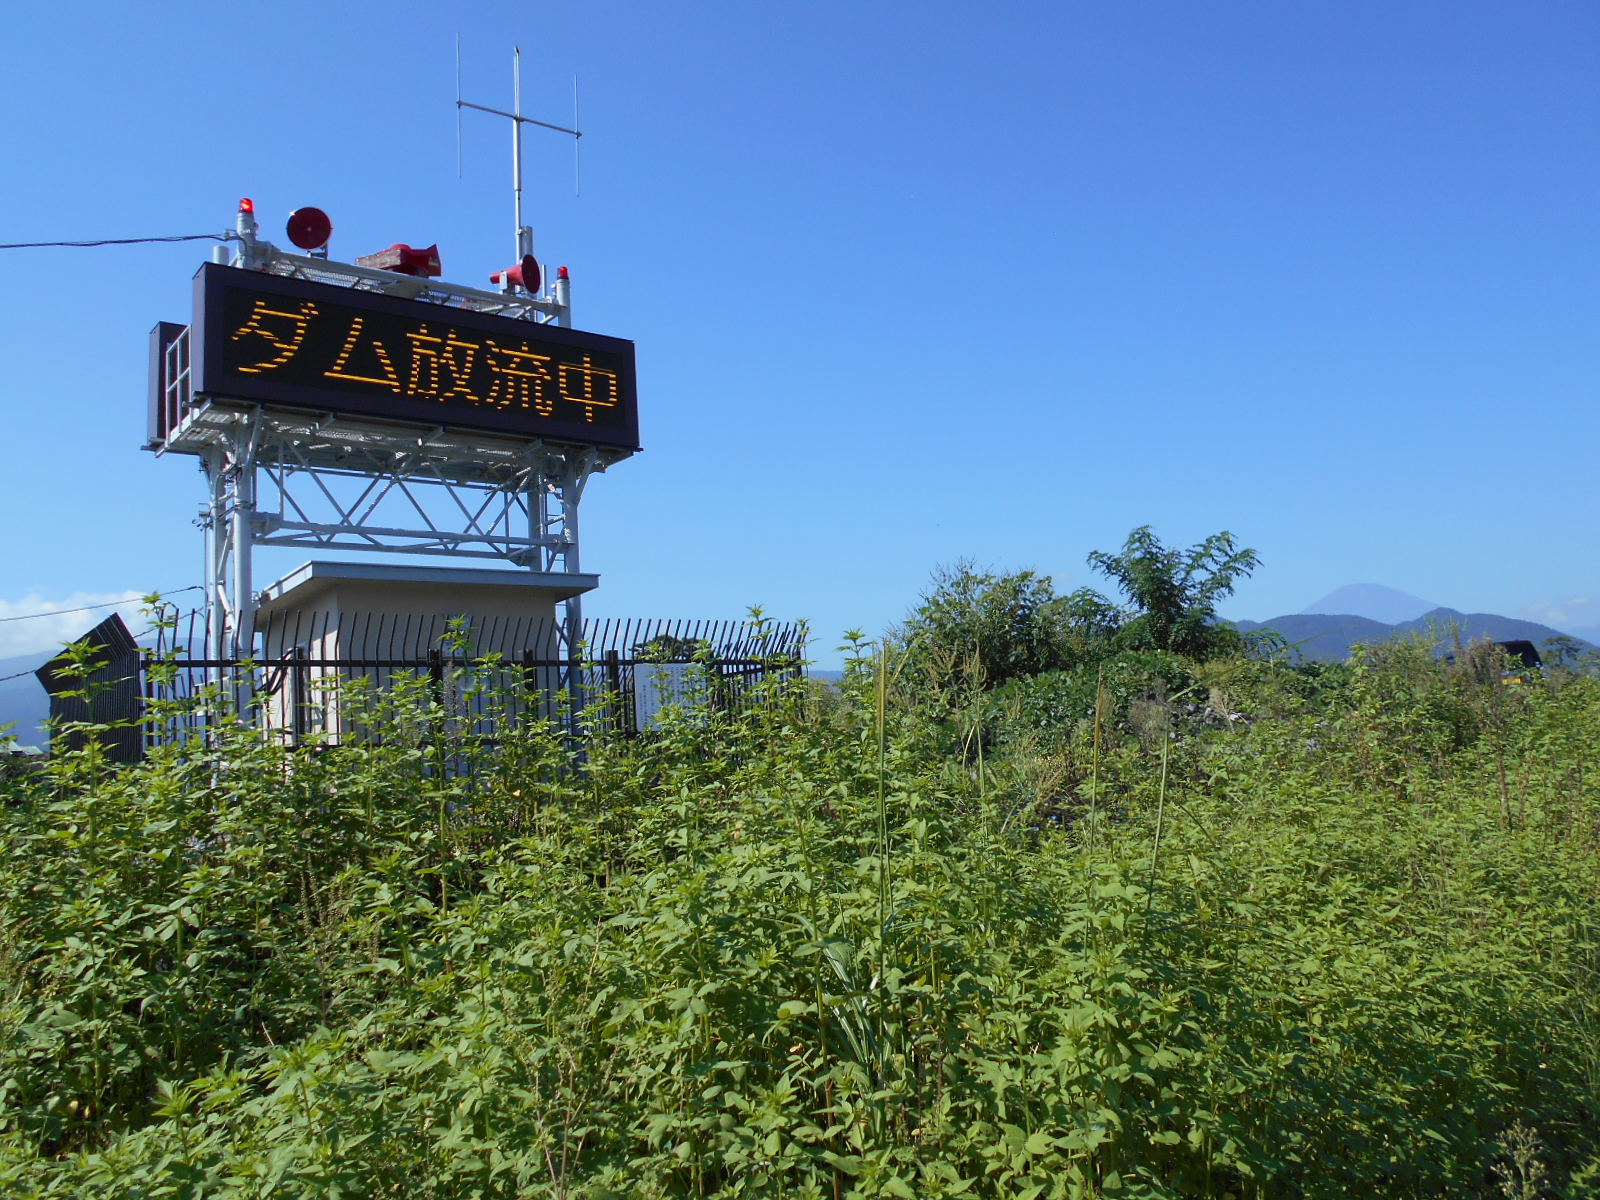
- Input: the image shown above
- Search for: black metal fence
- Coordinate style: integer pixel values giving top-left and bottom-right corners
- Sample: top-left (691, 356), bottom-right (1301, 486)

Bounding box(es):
top-left (48, 611), bottom-right (807, 761)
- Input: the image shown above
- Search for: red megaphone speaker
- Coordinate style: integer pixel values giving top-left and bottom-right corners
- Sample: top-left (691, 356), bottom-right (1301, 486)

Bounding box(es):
top-left (355, 243), bottom-right (443, 277)
top-left (490, 253), bottom-right (541, 294)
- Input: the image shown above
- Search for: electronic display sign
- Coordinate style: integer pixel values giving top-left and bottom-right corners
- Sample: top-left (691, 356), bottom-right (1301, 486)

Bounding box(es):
top-left (177, 263), bottom-right (638, 450)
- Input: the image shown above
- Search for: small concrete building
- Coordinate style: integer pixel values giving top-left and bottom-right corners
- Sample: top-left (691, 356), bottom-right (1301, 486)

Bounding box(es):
top-left (253, 562), bottom-right (596, 738)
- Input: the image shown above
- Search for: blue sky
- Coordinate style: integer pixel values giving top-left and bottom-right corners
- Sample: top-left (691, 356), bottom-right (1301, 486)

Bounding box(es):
top-left (1, 1), bottom-right (1595, 664)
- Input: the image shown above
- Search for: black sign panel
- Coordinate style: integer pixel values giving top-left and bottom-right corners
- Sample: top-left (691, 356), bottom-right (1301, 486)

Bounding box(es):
top-left (187, 263), bottom-right (638, 450)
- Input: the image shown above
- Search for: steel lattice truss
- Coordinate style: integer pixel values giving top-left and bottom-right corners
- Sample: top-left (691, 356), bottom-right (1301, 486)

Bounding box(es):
top-left (174, 401), bottom-right (623, 657)
top-left (252, 429), bottom-right (592, 566)
top-left (175, 401), bottom-right (619, 567)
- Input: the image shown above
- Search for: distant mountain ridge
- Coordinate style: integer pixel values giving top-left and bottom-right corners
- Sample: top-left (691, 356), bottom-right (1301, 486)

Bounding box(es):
top-left (0, 650), bottom-right (51, 747)
top-left (1235, 613), bottom-right (1394, 663)
top-left (1236, 607), bottom-right (1597, 664)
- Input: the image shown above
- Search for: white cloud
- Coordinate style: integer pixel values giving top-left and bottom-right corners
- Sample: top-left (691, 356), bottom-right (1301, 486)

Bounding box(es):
top-left (1519, 597), bottom-right (1599, 632)
top-left (0, 591), bottom-right (153, 660)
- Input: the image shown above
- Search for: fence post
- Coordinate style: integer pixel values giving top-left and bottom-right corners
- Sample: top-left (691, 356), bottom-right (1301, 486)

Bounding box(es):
top-left (603, 649), bottom-right (622, 734)
top-left (520, 648), bottom-right (539, 724)
top-left (290, 646), bottom-right (308, 746)
top-left (141, 651), bottom-right (154, 759)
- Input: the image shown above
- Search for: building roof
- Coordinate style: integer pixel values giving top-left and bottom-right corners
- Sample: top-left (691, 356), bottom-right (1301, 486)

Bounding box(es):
top-left (256, 561), bottom-right (600, 614)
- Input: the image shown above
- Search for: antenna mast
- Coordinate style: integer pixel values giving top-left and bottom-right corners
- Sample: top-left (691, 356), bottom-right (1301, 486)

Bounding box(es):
top-left (458, 45), bottom-right (582, 275)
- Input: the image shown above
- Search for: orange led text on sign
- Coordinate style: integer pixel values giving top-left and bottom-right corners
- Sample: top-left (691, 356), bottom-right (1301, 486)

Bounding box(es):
top-left (226, 299), bottom-right (621, 421)
top-left (326, 315), bottom-right (402, 390)
top-left (230, 299), bottom-right (318, 373)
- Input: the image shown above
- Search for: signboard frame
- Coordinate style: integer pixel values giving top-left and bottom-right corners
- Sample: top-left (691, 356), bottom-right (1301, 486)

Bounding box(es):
top-left (174, 263), bottom-right (639, 451)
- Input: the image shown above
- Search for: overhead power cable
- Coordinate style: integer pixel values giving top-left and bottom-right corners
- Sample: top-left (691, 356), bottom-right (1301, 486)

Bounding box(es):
top-left (0, 233), bottom-right (226, 250)
top-left (0, 587), bottom-right (202, 624)
top-left (0, 604), bottom-right (207, 682)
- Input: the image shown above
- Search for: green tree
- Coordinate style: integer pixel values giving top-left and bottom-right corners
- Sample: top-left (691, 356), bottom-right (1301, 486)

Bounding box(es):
top-left (894, 528), bottom-right (1259, 714)
top-left (1086, 525), bottom-right (1259, 661)
top-left (895, 562), bottom-right (1067, 694)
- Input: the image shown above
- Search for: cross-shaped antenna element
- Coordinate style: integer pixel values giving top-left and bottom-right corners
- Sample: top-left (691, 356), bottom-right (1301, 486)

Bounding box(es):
top-left (457, 43), bottom-right (582, 269)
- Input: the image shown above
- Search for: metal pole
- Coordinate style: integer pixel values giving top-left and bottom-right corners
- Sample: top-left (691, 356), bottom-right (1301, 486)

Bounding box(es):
top-left (456, 46), bottom-right (579, 278)
top-left (203, 449), bottom-right (227, 670)
top-left (559, 462), bottom-right (586, 731)
top-left (230, 424), bottom-right (258, 659)
top-left (513, 47), bottom-right (533, 261)
top-left (232, 470), bottom-right (254, 659)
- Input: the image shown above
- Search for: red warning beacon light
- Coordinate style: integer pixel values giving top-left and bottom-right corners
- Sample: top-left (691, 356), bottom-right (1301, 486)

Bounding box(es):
top-left (354, 243), bottom-right (443, 277)
top-left (285, 206), bottom-right (333, 252)
top-left (490, 253), bottom-right (541, 294)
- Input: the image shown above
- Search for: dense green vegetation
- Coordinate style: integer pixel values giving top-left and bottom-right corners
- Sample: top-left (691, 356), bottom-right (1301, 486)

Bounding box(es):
top-left (3, 534), bottom-right (1598, 1198)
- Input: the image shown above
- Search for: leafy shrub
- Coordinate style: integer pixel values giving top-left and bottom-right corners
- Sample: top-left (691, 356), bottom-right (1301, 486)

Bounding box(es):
top-left (0, 632), bottom-right (1596, 1198)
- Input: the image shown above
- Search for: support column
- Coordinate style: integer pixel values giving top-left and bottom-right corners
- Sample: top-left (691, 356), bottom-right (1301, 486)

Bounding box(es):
top-left (226, 414), bottom-right (262, 660)
top-left (530, 452), bottom-right (594, 730)
top-left (202, 447), bottom-right (228, 670)
top-left (561, 478), bottom-right (584, 718)
top-left (231, 460), bottom-right (256, 658)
